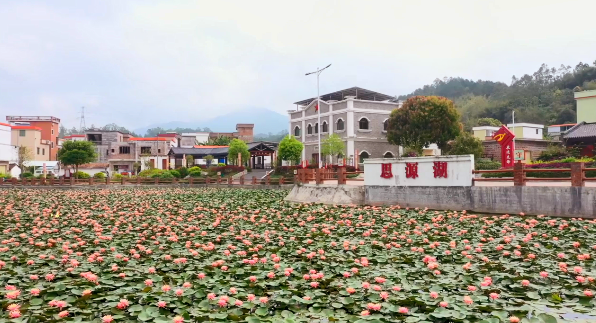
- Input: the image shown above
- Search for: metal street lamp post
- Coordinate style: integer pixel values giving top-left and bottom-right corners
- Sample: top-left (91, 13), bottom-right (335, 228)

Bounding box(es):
top-left (305, 64), bottom-right (331, 168)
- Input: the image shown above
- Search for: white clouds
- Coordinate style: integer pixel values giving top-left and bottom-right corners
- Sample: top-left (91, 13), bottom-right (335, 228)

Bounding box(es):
top-left (0, 0), bottom-right (595, 129)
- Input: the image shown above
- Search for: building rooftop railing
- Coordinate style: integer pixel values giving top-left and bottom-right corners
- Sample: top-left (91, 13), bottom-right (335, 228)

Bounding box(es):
top-left (7, 116), bottom-right (60, 123)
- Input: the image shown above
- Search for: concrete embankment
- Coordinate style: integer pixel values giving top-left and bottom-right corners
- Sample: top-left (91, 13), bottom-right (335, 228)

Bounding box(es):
top-left (284, 184), bottom-right (365, 205)
top-left (286, 184), bottom-right (596, 218)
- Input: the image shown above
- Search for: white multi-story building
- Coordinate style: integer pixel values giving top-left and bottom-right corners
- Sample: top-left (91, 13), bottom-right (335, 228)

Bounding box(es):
top-left (0, 122), bottom-right (16, 174)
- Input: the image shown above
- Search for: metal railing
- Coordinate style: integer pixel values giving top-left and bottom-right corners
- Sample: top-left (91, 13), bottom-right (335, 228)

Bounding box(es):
top-left (296, 168), bottom-right (363, 184)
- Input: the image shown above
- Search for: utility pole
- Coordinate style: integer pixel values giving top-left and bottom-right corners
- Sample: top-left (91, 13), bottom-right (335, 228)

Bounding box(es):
top-left (305, 64), bottom-right (331, 168)
top-left (79, 106), bottom-right (86, 133)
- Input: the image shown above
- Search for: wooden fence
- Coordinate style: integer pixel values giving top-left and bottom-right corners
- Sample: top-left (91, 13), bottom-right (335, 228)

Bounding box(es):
top-left (0, 174), bottom-right (294, 188)
top-left (296, 168), bottom-right (363, 184)
top-left (473, 161), bottom-right (591, 186)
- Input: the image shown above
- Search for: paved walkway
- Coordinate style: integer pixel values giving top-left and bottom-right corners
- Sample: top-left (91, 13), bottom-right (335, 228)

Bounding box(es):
top-left (248, 169), bottom-right (272, 179)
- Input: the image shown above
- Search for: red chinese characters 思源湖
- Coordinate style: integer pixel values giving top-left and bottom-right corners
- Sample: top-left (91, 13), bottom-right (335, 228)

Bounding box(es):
top-left (380, 163), bottom-right (393, 179)
top-left (433, 161), bottom-right (447, 178)
top-left (405, 162), bottom-right (418, 179)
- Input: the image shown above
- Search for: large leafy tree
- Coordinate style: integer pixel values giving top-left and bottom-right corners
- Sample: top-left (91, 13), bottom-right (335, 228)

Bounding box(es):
top-left (321, 134), bottom-right (345, 163)
top-left (227, 139), bottom-right (249, 166)
top-left (57, 141), bottom-right (98, 173)
top-left (278, 135), bottom-right (303, 165)
top-left (16, 146), bottom-right (32, 177)
top-left (444, 132), bottom-right (484, 159)
top-left (387, 96), bottom-right (461, 151)
top-left (477, 118), bottom-right (502, 127)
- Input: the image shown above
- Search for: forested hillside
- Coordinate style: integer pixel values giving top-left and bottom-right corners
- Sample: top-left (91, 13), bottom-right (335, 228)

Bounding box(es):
top-left (398, 61), bottom-right (596, 130)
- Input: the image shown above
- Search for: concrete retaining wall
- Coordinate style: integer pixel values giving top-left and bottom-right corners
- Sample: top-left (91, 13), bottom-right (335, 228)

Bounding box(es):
top-left (366, 186), bottom-right (596, 218)
top-left (284, 184), bottom-right (596, 218)
top-left (284, 184), bottom-right (364, 205)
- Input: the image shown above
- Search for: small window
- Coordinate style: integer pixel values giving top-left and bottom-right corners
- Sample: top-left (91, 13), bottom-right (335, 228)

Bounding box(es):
top-left (19, 130), bottom-right (26, 137)
top-left (359, 151), bottom-right (370, 163)
top-left (51, 129), bottom-right (54, 135)
top-left (384, 152), bottom-right (394, 158)
top-left (141, 147), bottom-right (151, 154)
top-left (106, 150), bottom-right (109, 155)
top-left (119, 146), bottom-right (130, 154)
top-left (111, 149), bottom-right (115, 153)
top-left (337, 119), bottom-right (344, 131)
top-left (383, 120), bottom-right (388, 131)
top-left (322, 122), bottom-right (328, 133)
top-left (51, 142), bottom-right (54, 148)
top-left (294, 126), bottom-right (300, 137)
top-left (536, 129), bottom-right (539, 134)
top-left (359, 118), bottom-right (369, 130)
top-left (307, 124), bottom-right (313, 135)
top-left (158, 149), bottom-right (161, 154)
top-left (37, 147), bottom-right (40, 155)
top-left (314, 123), bottom-right (319, 134)
top-left (114, 165), bottom-right (118, 171)
top-left (42, 148), bottom-right (45, 155)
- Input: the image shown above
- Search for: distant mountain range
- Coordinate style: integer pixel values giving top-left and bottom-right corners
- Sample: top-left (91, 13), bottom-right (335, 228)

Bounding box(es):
top-left (133, 108), bottom-right (288, 136)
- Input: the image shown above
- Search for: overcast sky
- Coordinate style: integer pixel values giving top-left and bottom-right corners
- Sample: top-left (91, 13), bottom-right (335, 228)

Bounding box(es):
top-left (1, 0), bottom-right (595, 129)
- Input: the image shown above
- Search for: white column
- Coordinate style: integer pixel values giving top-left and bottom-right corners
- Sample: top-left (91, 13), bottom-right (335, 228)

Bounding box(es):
top-left (301, 110), bottom-right (306, 161)
top-left (346, 97), bottom-right (355, 158)
top-left (328, 104), bottom-right (334, 134)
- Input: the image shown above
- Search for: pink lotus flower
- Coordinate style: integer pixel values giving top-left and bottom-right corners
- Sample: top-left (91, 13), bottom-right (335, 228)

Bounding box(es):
top-left (9, 310), bottom-right (21, 319)
top-left (489, 293), bottom-right (499, 300)
top-left (310, 282), bottom-right (319, 288)
top-left (439, 301), bottom-right (448, 307)
top-left (173, 316), bottom-right (184, 323)
top-left (197, 273), bottom-right (206, 279)
top-left (540, 271), bottom-right (549, 278)
top-left (521, 280), bottom-right (530, 287)
top-left (398, 307), bottom-right (408, 314)
top-left (247, 294), bottom-right (256, 301)
top-left (346, 287), bottom-right (356, 294)
top-left (463, 296), bottom-right (473, 305)
top-left (59, 311), bottom-right (69, 318)
top-left (82, 289), bottom-right (92, 296)
top-left (162, 285), bottom-right (171, 292)
top-left (361, 310), bottom-right (370, 316)
top-left (145, 279), bottom-right (153, 286)
top-left (218, 298), bottom-right (227, 307)
top-left (207, 293), bottom-right (216, 300)
top-left (175, 289), bottom-right (183, 296)
top-left (584, 290), bottom-right (594, 297)
top-left (509, 317), bottom-right (520, 323)
top-left (430, 291), bottom-right (439, 299)
top-left (235, 300), bottom-right (243, 306)
top-left (31, 288), bottom-right (40, 296)
top-left (157, 301), bottom-right (167, 308)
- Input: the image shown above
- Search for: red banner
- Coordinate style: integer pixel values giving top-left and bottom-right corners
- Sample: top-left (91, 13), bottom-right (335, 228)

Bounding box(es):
top-left (492, 126), bottom-right (515, 168)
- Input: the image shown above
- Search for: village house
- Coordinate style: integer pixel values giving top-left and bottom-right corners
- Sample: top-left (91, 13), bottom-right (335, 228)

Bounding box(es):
top-left (288, 87), bottom-right (424, 166)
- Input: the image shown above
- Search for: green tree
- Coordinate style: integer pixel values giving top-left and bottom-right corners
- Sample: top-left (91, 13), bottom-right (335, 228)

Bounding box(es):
top-left (203, 136), bottom-right (232, 146)
top-left (387, 96), bottom-right (461, 151)
top-left (227, 139), bottom-right (249, 166)
top-left (476, 118), bottom-right (502, 127)
top-left (321, 134), bottom-right (345, 163)
top-left (278, 135), bottom-right (304, 165)
top-left (204, 155), bottom-right (215, 167)
top-left (16, 146), bottom-right (32, 178)
top-left (185, 155), bottom-right (194, 167)
top-left (57, 141), bottom-right (98, 173)
top-left (444, 132), bottom-right (484, 159)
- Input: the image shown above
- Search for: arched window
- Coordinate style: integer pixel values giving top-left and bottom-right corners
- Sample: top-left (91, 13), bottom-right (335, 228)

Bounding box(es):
top-left (336, 119), bottom-right (345, 131)
top-left (359, 151), bottom-right (370, 163)
top-left (384, 151), bottom-right (394, 158)
top-left (359, 117), bottom-right (369, 130)
top-left (383, 119), bottom-right (388, 131)
top-left (314, 123), bottom-right (319, 134)
top-left (322, 121), bottom-right (328, 133)
top-left (294, 126), bottom-right (301, 137)
top-left (307, 124), bottom-right (312, 135)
